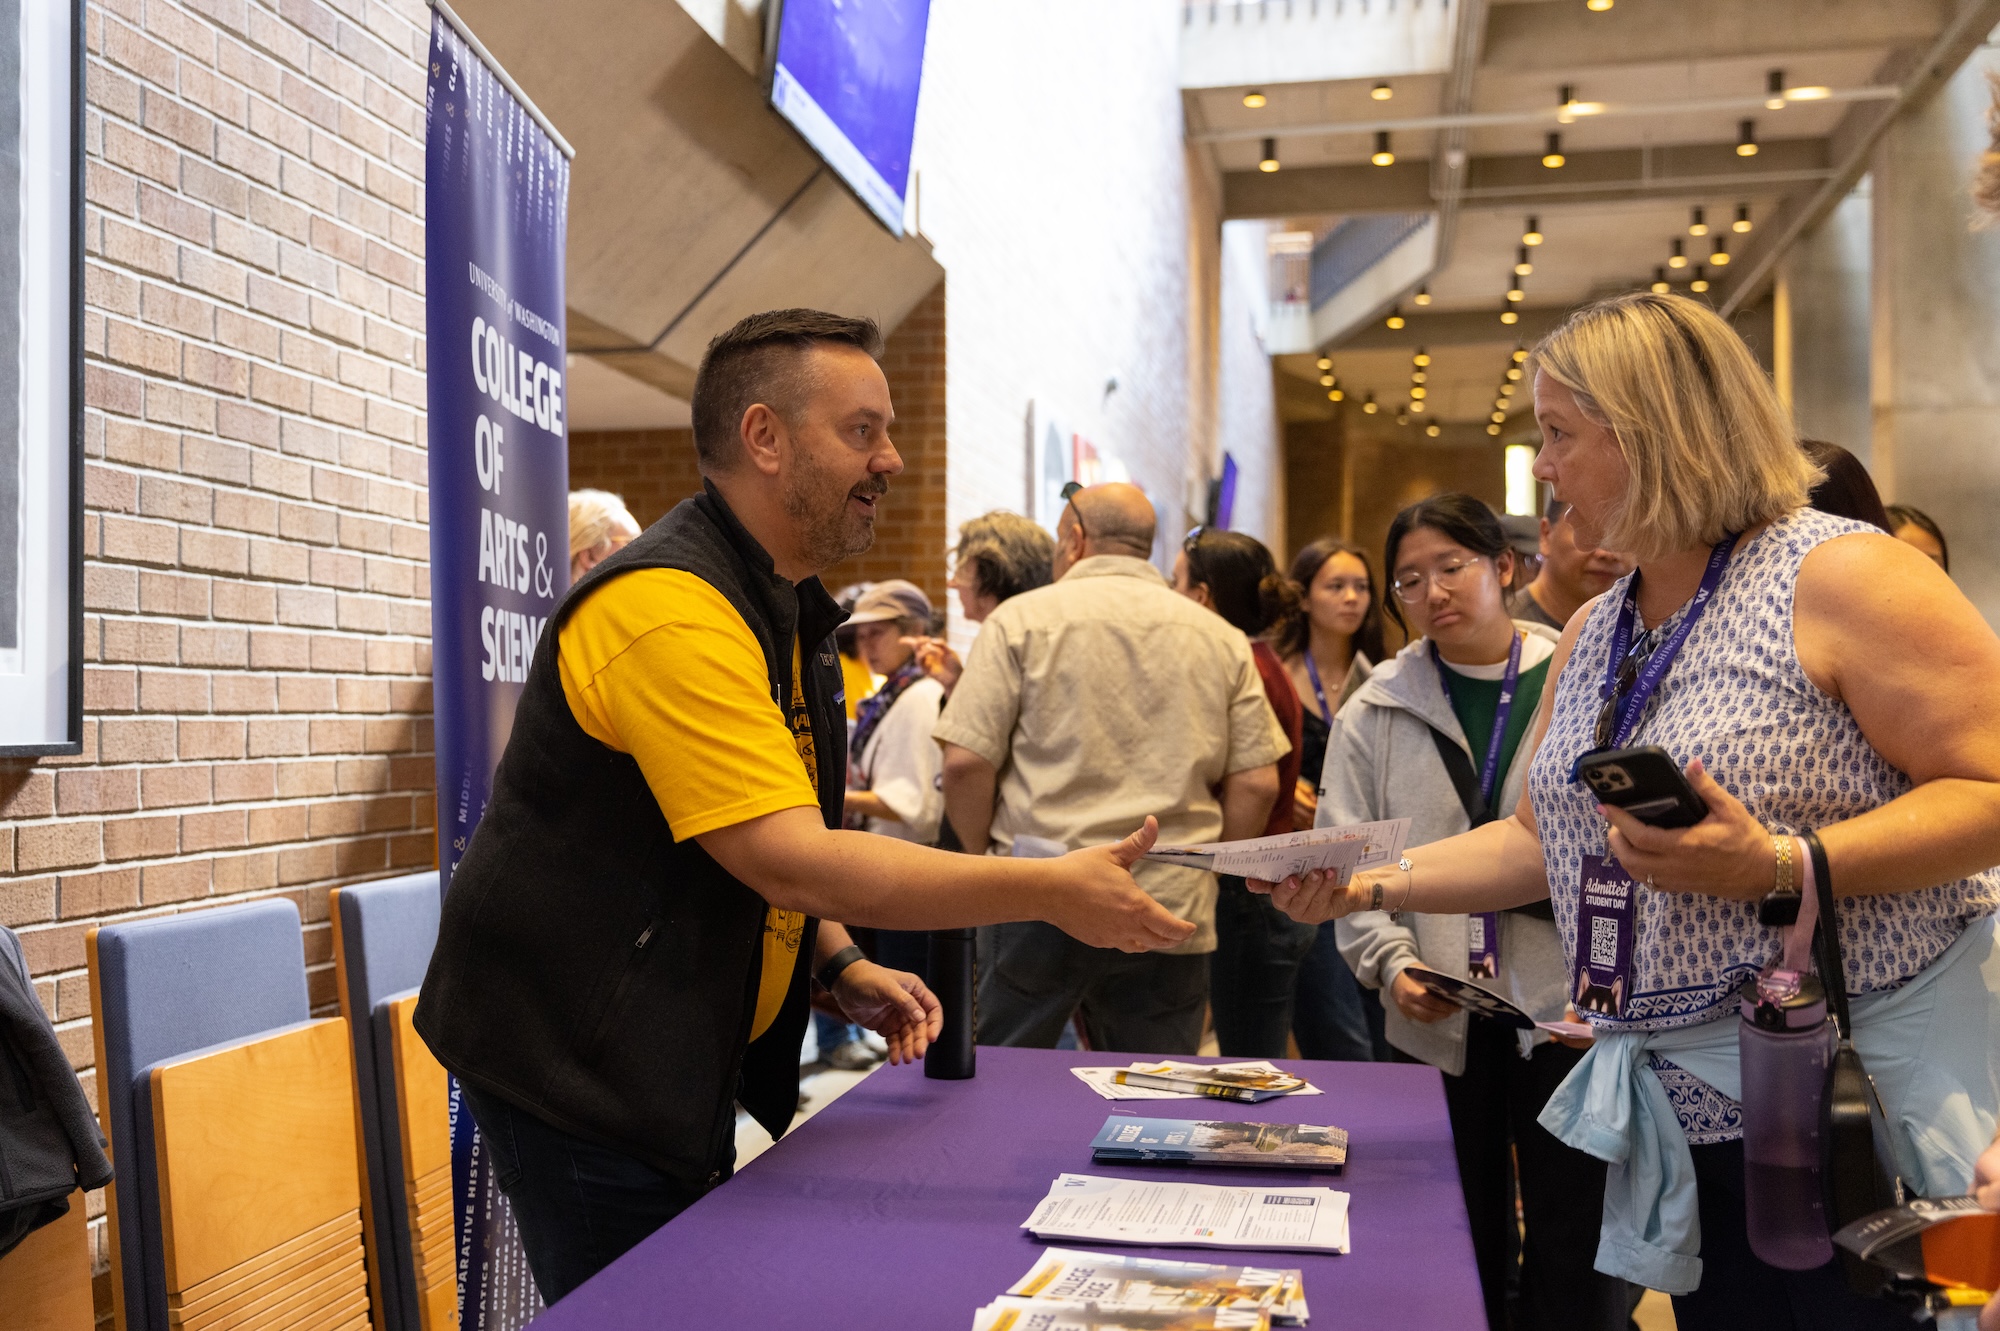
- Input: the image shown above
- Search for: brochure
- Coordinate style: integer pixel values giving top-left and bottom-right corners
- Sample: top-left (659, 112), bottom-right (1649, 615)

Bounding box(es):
top-left (1112, 1062), bottom-right (1307, 1103)
top-left (1090, 1116), bottom-right (1347, 1173)
top-left (1005, 1248), bottom-right (1306, 1324)
top-left (971, 1298), bottom-right (1270, 1331)
top-left (1400, 964), bottom-right (1595, 1039)
top-left (1143, 819), bottom-right (1409, 885)
top-left (1022, 1174), bottom-right (1351, 1254)
top-left (1072, 1062), bottom-right (1322, 1103)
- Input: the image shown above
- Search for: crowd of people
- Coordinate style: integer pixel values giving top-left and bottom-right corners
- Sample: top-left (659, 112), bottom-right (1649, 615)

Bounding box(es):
top-left (435, 293), bottom-right (2000, 1329)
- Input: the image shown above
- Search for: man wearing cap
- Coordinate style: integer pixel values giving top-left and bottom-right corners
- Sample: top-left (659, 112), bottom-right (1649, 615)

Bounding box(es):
top-left (418, 310), bottom-right (1193, 1304)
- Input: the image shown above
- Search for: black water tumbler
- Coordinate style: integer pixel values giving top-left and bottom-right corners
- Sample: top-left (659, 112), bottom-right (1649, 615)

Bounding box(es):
top-left (924, 927), bottom-right (976, 1079)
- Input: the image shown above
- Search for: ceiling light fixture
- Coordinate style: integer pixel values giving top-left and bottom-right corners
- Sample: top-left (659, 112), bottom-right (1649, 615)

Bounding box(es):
top-left (1316, 356), bottom-right (1332, 370)
top-left (1426, 423), bottom-right (1442, 437)
top-left (1766, 69), bottom-right (1787, 111)
top-left (1737, 120), bottom-right (1759, 157)
top-left (1711, 238), bottom-right (1731, 266)
top-left (1669, 238), bottom-right (1687, 269)
top-left (1542, 132), bottom-right (1566, 168)
top-left (1487, 422), bottom-right (1504, 436)
top-left (1372, 131), bottom-right (1396, 167)
top-left (1362, 393), bottom-right (1379, 414)
top-left (1506, 365), bottom-right (1523, 381)
top-left (1733, 204), bottom-right (1753, 234)
top-left (1506, 284), bottom-right (1525, 303)
top-left (1786, 83), bottom-right (1832, 102)
top-left (1515, 245), bottom-right (1534, 276)
top-left (1522, 216), bottom-right (1544, 246)
top-left (1491, 410), bottom-right (1508, 424)
top-left (1319, 374), bottom-right (1335, 387)
top-left (1371, 81), bottom-right (1393, 101)
top-left (1413, 349), bottom-right (1432, 367)
top-left (1259, 138), bottom-right (1280, 172)
top-left (1412, 371), bottom-right (1427, 385)
top-left (1413, 285), bottom-right (1432, 306)
top-left (1410, 386), bottom-right (1427, 400)
top-left (1242, 89), bottom-right (1267, 109)
top-left (1651, 266), bottom-right (1670, 294)
top-left (1386, 306), bottom-right (1406, 330)
top-left (1557, 85), bottom-right (1604, 121)
top-left (1328, 388), bottom-right (1344, 401)
top-left (1690, 264), bottom-right (1710, 294)
top-left (1689, 206), bottom-right (1708, 237)
top-left (1500, 309), bottom-right (1520, 325)
top-left (1397, 410), bottom-right (1411, 427)
top-left (1512, 347), bottom-right (1530, 363)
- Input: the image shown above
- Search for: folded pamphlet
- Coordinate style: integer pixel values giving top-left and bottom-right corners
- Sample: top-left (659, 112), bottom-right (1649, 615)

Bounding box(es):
top-left (1090, 1116), bottom-right (1347, 1173)
top-left (1022, 1173), bottom-right (1351, 1254)
top-left (1112, 1062), bottom-right (1308, 1104)
top-left (1005, 1247), bottom-right (1306, 1325)
top-left (1072, 1061), bottom-right (1322, 1103)
top-left (1143, 820), bottom-right (1409, 885)
top-left (971, 1298), bottom-right (1270, 1331)
top-left (1399, 964), bottom-right (1595, 1039)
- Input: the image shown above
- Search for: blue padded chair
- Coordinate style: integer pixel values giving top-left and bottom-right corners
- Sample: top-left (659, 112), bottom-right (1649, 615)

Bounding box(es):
top-left (86, 899), bottom-right (323, 1331)
top-left (330, 872), bottom-right (445, 1331)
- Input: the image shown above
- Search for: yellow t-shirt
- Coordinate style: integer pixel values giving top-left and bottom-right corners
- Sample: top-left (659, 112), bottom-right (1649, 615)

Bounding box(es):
top-left (558, 568), bottom-right (818, 1043)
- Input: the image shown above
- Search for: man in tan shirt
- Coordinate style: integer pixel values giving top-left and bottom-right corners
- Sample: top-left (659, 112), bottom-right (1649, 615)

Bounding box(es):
top-left (935, 483), bottom-right (1286, 1051)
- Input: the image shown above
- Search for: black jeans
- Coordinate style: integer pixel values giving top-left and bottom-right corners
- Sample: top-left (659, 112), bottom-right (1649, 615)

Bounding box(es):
top-left (1412, 1021), bottom-right (1632, 1331)
top-left (460, 1082), bottom-right (719, 1305)
top-left (1209, 875), bottom-right (1317, 1057)
top-left (1292, 920), bottom-right (1390, 1061)
top-left (1671, 1139), bottom-right (1912, 1331)
top-left (977, 920), bottom-right (1210, 1053)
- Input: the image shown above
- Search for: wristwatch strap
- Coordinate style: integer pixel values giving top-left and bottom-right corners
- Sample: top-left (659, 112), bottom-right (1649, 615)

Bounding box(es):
top-left (815, 944), bottom-right (866, 992)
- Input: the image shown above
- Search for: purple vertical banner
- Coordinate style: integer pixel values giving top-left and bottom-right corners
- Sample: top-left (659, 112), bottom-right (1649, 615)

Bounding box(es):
top-left (426, 6), bottom-right (571, 1326)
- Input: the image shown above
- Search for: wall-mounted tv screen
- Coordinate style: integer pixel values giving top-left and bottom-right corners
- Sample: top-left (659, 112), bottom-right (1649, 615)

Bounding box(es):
top-left (767, 0), bottom-right (933, 236)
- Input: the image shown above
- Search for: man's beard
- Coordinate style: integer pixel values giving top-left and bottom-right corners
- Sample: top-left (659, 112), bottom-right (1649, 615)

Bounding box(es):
top-left (784, 447), bottom-right (887, 571)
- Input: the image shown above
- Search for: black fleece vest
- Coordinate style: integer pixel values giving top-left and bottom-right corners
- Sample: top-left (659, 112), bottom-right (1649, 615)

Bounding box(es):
top-left (416, 482), bottom-right (848, 1185)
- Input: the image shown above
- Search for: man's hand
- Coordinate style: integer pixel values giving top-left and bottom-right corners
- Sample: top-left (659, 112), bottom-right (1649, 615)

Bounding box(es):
top-left (1389, 970), bottom-right (1456, 1024)
top-left (1041, 818), bottom-right (1197, 953)
top-left (830, 961), bottom-right (943, 1066)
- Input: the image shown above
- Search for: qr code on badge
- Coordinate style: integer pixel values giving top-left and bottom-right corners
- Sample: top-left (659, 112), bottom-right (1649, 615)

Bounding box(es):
top-left (1589, 916), bottom-right (1619, 969)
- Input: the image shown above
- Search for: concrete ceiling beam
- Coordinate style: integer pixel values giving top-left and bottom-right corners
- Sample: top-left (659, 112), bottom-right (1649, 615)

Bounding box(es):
top-left (1223, 138), bottom-right (1830, 218)
top-left (1718, 0), bottom-right (2000, 314)
top-left (1332, 306), bottom-right (1571, 350)
top-left (1482, 0), bottom-right (1950, 72)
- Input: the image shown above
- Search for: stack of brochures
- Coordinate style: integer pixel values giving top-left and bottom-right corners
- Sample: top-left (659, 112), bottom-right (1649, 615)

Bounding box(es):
top-left (968, 1247), bottom-right (1309, 1330)
top-left (1089, 1116), bottom-right (1347, 1173)
top-left (1072, 1061), bottom-right (1317, 1104)
top-left (1021, 1174), bottom-right (1350, 1255)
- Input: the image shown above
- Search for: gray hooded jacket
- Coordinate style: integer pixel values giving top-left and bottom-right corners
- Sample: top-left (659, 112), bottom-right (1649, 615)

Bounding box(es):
top-left (1315, 622), bottom-right (1567, 1076)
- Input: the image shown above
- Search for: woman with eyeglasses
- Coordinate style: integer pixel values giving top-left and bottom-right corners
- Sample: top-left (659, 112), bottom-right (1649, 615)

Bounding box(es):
top-left (1171, 528), bottom-right (1310, 1057)
top-left (1313, 492), bottom-right (1622, 1331)
top-left (1266, 292), bottom-right (2000, 1331)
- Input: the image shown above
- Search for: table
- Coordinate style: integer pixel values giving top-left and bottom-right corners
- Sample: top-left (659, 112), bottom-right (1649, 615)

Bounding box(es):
top-left (527, 1048), bottom-right (1485, 1329)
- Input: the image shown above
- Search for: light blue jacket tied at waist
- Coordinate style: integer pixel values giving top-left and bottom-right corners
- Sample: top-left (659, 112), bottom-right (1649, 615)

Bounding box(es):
top-left (1538, 915), bottom-right (2000, 1295)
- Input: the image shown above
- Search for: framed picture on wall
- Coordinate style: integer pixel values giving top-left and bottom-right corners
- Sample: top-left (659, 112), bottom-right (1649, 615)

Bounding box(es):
top-left (0, 0), bottom-right (83, 755)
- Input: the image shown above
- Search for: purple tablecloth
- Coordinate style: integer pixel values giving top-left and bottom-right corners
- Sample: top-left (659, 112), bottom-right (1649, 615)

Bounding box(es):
top-left (527, 1048), bottom-right (1484, 1329)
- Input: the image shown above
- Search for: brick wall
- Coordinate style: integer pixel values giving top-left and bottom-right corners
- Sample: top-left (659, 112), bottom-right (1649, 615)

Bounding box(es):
top-left (566, 426), bottom-right (701, 529)
top-left (0, 0), bottom-right (433, 1309)
top-left (567, 280), bottom-right (951, 612)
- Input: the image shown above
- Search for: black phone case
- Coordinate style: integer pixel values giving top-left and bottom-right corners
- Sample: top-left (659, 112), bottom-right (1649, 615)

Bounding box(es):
top-left (1574, 745), bottom-right (1708, 828)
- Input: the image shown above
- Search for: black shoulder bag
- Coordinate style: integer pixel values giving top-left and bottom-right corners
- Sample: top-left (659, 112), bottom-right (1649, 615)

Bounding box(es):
top-left (1800, 831), bottom-right (1909, 1296)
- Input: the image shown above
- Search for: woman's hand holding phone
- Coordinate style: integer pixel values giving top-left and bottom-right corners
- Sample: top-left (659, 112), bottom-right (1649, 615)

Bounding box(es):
top-left (1596, 757), bottom-right (1775, 900)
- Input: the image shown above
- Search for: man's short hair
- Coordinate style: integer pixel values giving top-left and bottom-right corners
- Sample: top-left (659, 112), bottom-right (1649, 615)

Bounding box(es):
top-left (690, 308), bottom-right (883, 474)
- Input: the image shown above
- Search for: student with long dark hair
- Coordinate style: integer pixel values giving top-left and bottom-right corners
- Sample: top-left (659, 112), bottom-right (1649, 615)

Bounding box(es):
top-left (1173, 528), bottom-right (1312, 1057)
top-left (1316, 493), bottom-right (1627, 1331)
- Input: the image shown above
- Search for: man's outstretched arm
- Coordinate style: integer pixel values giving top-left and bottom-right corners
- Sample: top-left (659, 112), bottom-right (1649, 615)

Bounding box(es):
top-left (697, 809), bottom-right (1192, 953)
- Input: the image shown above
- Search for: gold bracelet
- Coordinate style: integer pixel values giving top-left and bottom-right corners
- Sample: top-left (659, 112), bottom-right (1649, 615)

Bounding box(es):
top-left (1396, 856), bottom-right (1415, 914)
top-left (1772, 834), bottom-right (1795, 896)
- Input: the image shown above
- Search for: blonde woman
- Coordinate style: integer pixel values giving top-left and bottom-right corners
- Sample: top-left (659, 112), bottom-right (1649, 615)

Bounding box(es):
top-left (1261, 292), bottom-right (2000, 1330)
top-left (567, 488), bottom-right (641, 584)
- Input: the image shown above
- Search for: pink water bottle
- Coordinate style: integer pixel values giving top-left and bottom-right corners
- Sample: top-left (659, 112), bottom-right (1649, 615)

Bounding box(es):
top-left (1738, 968), bottom-right (1836, 1269)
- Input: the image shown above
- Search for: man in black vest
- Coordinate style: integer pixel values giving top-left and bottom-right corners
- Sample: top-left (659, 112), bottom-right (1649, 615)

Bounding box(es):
top-left (418, 308), bottom-right (1193, 1303)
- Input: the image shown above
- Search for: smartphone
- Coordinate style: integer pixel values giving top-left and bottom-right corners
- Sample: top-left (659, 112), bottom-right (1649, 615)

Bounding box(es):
top-left (1574, 745), bottom-right (1709, 828)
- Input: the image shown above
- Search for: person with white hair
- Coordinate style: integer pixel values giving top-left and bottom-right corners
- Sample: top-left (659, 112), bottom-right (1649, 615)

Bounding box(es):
top-left (567, 488), bottom-right (641, 584)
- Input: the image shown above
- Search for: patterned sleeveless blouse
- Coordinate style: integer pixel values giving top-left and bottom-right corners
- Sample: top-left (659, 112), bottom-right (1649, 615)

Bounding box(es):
top-left (1528, 507), bottom-right (2000, 1140)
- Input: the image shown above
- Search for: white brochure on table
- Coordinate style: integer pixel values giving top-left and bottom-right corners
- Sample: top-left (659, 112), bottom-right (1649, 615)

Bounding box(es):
top-left (1142, 820), bottom-right (1409, 885)
top-left (1023, 1174), bottom-right (1351, 1254)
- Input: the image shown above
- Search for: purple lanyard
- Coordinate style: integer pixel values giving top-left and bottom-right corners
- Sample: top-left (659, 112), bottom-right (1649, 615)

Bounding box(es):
top-left (1303, 649), bottom-right (1331, 722)
top-left (1432, 629), bottom-right (1523, 810)
top-left (1597, 534), bottom-right (1739, 751)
